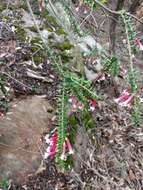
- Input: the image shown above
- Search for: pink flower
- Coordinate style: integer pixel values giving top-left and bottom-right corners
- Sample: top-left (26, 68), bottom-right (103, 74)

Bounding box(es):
top-left (68, 96), bottom-right (77, 104)
top-left (89, 99), bottom-right (97, 112)
top-left (60, 142), bottom-right (67, 160)
top-left (135, 38), bottom-right (143, 50)
top-left (77, 102), bottom-right (84, 110)
top-left (120, 67), bottom-right (127, 77)
top-left (96, 73), bottom-right (106, 82)
top-left (0, 112), bottom-right (4, 117)
top-left (44, 132), bottom-right (74, 160)
top-left (65, 138), bottom-right (74, 155)
top-left (114, 89), bottom-right (134, 107)
top-left (69, 96), bottom-right (84, 112)
top-left (75, 6), bottom-right (79, 12)
top-left (44, 132), bottom-right (58, 158)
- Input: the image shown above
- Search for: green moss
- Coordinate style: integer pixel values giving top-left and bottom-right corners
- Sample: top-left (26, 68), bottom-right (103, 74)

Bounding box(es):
top-left (42, 10), bottom-right (59, 30)
top-left (33, 56), bottom-right (43, 64)
top-left (31, 37), bottom-right (42, 44)
top-left (1, 16), bottom-right (9, 22)
top-left (54, 41), bottom-right (74, 51)
top-left (0, 4), bottom-right (6, 12)
top-left (30, 37), bottom-right (47, 64)
top-left (56, 28), bottom-right (67, 35)
top-left (14, 24), bottom-right (27, 41)
top-left (46, 15), bottom-right (58, 25)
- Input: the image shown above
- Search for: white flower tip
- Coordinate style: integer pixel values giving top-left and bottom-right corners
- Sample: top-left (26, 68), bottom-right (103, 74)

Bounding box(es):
top-left (122, 39), bottom-right (126, 44)
top-left (90, 106), bottom-right (95, 112)
top-left (60, 154), bottom-right (67, 160)
top-left (131, 54), bottom-right (135, 59)
top-left (139, 45), bottom-right (143, 51)
top-left (75, 7), bottom-right (79, 12)
top-left (73, 104), bottom-right (77, 109)
top-left (69, 150), bottom-right (74, 155)
top-left (45, 134), bottom-right (50, 144)
top-left (114, 98), bottom-right (119, 103)
top-left (68, 98), bottom-right (73, 103)
top-left (44, 152), bottom-right (49, 159)
top-left (78, 105), bottom-right (84, 110)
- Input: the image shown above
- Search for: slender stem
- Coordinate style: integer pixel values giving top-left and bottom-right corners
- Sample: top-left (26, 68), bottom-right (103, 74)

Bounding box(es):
top-left (121, 14), bottom-right (134, 72)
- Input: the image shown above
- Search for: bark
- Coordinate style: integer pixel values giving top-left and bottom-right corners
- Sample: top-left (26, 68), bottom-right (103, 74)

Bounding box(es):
top-left (129, 0), bottom-right (140, 13)
top-left (109, 0), bottom-right (125, 55)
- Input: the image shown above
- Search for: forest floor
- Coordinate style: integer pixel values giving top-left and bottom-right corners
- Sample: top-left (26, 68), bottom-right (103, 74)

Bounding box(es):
top-left (0, 0), bottom-right (143, 190)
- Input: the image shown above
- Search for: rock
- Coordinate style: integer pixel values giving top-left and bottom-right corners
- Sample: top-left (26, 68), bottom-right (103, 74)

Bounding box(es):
top-left (41, 29), bottom-right (65, 44)
top-left (0, 96), bottom-right (55, 183)
top-left (21, 10), bottom-right (40, 28)
top-left (46, 2), bottom-right (71, 31)
top-left (84, 66), bottom-right (98, 81)
top-left (77, 35), bottom-right (104, 55)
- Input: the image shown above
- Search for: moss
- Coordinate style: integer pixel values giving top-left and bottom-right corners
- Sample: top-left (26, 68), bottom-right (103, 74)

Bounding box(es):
top-left (30, 37), bottom-right (47, 64)
top-left (45, 15), bottom-right (58, 25)
top-left (1, 16), bottom-right (10, 22)
top-left (14, 24), bottom-right (27, 41)
top-left (44, 27), bottom-right (53, 32)
top-left (33, 56), bottom-right (43, 64)
top-left (42, 10), bottom-right (59, 30)
top-left (31, 37), bottom-right (42, 44)
top-left (56, 28), bottom-right (67, 35)
top-left (0, 4), bottom-right (6, 12)
top-left (31, 48), bottom-right (47, 63)
top-left (41, 10), bottom-right (50, 18)
top-left (54, 41), bottom-right (74, 51)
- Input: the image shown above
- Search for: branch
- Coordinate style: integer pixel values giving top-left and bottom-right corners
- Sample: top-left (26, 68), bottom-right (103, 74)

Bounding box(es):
top-left (94, 0), bottom-right (143, 24)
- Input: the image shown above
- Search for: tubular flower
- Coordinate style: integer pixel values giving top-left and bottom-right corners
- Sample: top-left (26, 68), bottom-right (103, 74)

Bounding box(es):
top-left (135, 38), bottom-right (143, 50)
top-left (44, 132), bottom-right (58, 159)
top-left (44, 133), bottom-right (74, 160)
top-left (60, 138), bottom-right (74, 160)
top-left (68, 96), bottom-right (84, 112)
top-left (89, 99), bottom-right (97, 112)
top-left (68, 96), bottom-right (77, 104)
top-left (114, 89), bottom-right (134, 107)
top-left (65, 138), bottom-right (74, 155)
top-left (60, 142), bottom-right (67, 160)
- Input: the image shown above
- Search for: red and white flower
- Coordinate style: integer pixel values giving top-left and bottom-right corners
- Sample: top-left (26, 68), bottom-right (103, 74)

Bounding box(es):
top-left (66, 138), bottom-right (74, 155)
top-left (60, 142), bottom-right (67, 160)
top-left (89, 99), bottom-right (97, 112)
top-left (44, 132), bottom-right (74, 160)
top-left (68, 96), bottom-right (84, 112)
top-left (44, 132), bottom-right (58, 159)
top-left (135, 38), bottom-right (143, 50)
top-left (114, 89), bottom-right (134, 107)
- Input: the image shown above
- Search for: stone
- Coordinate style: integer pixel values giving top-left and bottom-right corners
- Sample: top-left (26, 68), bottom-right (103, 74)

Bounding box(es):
top-left (0, 96), bottom-right (55, 183)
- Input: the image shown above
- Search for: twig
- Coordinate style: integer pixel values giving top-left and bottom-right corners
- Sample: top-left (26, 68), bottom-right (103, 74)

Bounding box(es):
top-left (0, 72), bottom-right (33, 90)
